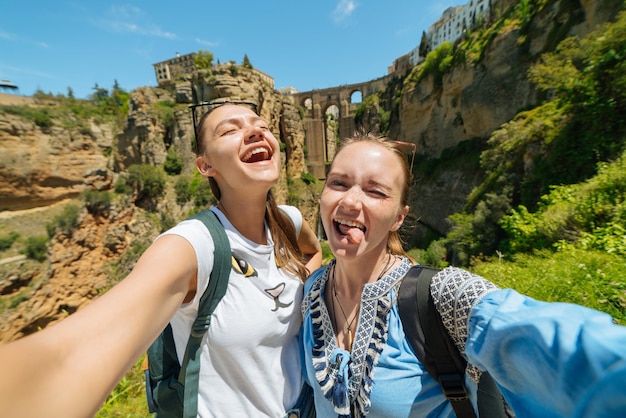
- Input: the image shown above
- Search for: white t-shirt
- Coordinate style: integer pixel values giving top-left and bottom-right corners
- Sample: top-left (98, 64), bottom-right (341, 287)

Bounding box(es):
top-left (159, 205), bottom-right (304, 417)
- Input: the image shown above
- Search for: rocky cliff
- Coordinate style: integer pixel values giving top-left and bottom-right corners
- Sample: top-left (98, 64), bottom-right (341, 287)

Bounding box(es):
top-left (391, 0), bottom-right (621, 235)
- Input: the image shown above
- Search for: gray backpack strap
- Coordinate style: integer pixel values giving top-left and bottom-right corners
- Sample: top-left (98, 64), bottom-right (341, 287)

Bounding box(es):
top-left (398, 265), bottom-right (512, 418)
top-left (398, 265), bottom-right (476, 417)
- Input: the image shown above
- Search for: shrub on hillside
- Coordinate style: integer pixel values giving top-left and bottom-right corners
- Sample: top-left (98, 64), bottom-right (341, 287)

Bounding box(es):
top-left (46, 204), bottom-right (81, 238)
top-left (0, 231), bottom-right (20, 251)
top-left (127, 164), bottom-right (166, 200)
top-left (174, 175), bottom-right (192, 205)
top-left (21, 236), bottom-right (49, 262)
top-left (114, 176), bottom-right (132, 195)
top-left (84, 190), bottom-right (112, 216)
top-left (189, 175), bottom-right (215, 209)
top-left (163, 148), bottom-right (183, 175)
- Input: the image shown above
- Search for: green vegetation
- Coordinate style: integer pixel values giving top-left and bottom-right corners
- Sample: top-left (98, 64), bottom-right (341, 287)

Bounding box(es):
top-left (194, 50), bottom-right (214, 69)
top-left (407, 42), bottom-right (454, 87)
top-left (242, 53), bottom-right (253, 69)
top-left (127, 164), bottom-right (166, 201)
top-left (151, 100), bottom-right (177, 130)
top-left (0, 81), bottom-right (131, 133)
top-left (354, 94), bottom-right (392, 134)
top-left (84, 190), bottom-right (112, 216)
top-left (163, 148), bottom-right (183, 175)
top-left (0, 232), bottom-right (20, 251)
top-left (426, 11), bottom-right (626, 270)
top-left (174, 175), bottom-right (192, 205)
top-left (114, 175), bottom-right (132, 195)
top-left (46, 204), bottom-right (81, 238)
top-left (188, 172), bottom-right (216, 209)
top-left (21, 236), bottom-right (49, 262)
top-left (500, 152), bottom-right (626, 256)
top-left (95, 357), bottom-right (151, 417)
top-left (471, 247), bottom-right (626, 325)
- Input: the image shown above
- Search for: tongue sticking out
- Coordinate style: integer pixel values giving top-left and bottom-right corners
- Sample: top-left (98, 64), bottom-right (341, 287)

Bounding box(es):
top-left (338, 223), bottom-right (364, 244)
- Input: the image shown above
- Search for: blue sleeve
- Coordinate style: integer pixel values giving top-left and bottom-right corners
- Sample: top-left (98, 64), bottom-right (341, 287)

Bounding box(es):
top-left (466, 289), bottom-right (626, 417)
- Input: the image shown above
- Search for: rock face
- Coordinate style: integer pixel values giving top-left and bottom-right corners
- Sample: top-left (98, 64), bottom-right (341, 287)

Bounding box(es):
top-left (0, 204), bottom-right (158, 342)
top-left (392, 0), bottom-right (620, 234)
top-left (0, 103), bottom-right (114, 211)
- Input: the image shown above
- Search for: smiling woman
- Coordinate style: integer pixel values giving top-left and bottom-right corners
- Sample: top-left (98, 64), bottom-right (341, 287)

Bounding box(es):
top-left (300, 134), bottom-right (626, 418)
top-left (0, 101), bottom-right (322, 418)
top-left (190, 100), bottom-right (259, 154)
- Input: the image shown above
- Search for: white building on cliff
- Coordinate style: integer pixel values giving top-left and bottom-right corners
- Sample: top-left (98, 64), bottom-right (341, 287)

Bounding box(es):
top-left (397, 0), bottom-right (492, 72)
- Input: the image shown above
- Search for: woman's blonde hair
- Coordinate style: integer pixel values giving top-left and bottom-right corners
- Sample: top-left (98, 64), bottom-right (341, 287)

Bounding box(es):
top-left (331, 134), bottom-right (414, 261)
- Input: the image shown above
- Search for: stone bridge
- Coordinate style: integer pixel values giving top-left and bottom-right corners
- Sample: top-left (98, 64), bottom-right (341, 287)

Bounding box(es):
top-left (290, 74), bottom-right (393, 179)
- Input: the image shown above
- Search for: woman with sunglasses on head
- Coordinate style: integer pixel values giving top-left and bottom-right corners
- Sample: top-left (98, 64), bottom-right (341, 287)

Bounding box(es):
top-left (300, 135), bottom-right (626, 417)
top-left (0, 102), bottom-right (322, 418)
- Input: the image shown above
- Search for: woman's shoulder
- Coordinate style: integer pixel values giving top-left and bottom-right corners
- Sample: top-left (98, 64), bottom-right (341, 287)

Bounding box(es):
top-left (301, 264), bottom-right (329, 313)
top-left (277, 205), bottom-right (303, 235)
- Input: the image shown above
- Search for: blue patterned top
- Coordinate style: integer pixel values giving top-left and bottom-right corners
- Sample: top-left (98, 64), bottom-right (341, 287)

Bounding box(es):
top-left (301, 259), bottom-right (478, 417)
top-left (302, 261), bottom-right (626, 417)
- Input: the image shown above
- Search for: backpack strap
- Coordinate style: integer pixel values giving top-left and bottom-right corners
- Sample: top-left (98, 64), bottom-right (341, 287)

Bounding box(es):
top-left (178, 209), bottom-right (231, 418)
top-left (398, 265), bottom-right (477, 418)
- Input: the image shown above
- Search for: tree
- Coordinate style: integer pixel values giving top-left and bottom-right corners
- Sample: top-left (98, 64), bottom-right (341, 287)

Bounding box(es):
top-left (91, 83), bottom-right (109, 102)
top-left (195, 50), bottom-right (214, 69)
top-left (419, 31), bottom-right (430, 58)
top-left (242, 54), bottom-right (253, 69)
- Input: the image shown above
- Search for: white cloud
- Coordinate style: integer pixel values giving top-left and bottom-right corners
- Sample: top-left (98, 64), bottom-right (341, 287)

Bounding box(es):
top-left (0, 31), bottom-right (17, 41)
top-left (0, 30), bottom-right (48, 47)
top-left (332, 0), bottom-right (357, 24)
top-left (96, 6), bottom-right (177, 39)
top-left (195, 38), bottom-right (220, 48)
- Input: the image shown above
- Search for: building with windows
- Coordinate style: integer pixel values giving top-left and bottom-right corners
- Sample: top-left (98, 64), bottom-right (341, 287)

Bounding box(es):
top-left (152, 53), bottom-right (275, 89)
top-left (393, 0), bottom-right (492, 72)
top-left (153, 52), bottom-right (197, 86)
top-left (429, 0), bottom-right (491, 52)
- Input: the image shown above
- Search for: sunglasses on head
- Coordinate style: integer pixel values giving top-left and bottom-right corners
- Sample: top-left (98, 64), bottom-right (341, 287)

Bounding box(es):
top-left (189, 100), bottom-right (259, 154)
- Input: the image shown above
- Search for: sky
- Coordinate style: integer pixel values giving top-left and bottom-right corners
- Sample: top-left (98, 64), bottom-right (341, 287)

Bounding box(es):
top-left (1, 1), bottom-right (462, 100)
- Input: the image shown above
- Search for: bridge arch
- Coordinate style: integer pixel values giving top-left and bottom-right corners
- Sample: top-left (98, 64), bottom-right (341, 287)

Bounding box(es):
top-left (291, 74), bottom-right (393, 178)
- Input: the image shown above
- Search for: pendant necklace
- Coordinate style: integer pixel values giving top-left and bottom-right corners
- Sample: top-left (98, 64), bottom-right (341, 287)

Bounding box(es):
top-left (331, 253), bottom-right (394, 350)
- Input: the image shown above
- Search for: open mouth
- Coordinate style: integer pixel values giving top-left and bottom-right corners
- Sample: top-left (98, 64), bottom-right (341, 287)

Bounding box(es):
top-left (334, 218), bottom-right (366, 244)
top-left (242, 146), bottom-right (271, 163)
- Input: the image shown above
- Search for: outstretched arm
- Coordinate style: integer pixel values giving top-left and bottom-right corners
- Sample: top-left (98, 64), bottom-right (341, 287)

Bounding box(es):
top-left (0, 234), bottom-right (196, 418)
top-left (467, 289), bottom-right (626, 417)
top-left (298, 218), bottom-right (322, 273)
top-left (429, 267), bottom-right (626, 417)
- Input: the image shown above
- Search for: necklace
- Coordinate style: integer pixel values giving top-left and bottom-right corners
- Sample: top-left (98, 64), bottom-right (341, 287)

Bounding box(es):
top-left (330, 253), bottom-right (394, 350)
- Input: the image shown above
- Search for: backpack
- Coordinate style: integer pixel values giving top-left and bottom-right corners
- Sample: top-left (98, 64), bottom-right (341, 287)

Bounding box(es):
top-left (144, 209), bottom-right (231, 418)
top-left (398, 265), bottom-right (514, 418)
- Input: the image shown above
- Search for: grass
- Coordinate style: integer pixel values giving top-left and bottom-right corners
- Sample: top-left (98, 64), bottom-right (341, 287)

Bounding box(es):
top-left (95, 356), bottom-right (151, 417)
top-left (471, 247), bottom-right (626, 324)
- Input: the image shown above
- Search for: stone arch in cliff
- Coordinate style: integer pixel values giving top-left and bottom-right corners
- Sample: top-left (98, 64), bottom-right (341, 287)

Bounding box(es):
top-left (290, 75), bottom-right (393, 178)
top-left (350, 90), bottom-right (362, 104)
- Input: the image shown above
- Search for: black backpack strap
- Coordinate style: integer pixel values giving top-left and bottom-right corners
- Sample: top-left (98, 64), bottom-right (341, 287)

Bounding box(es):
top-left (178, 209), bottom-right (231, 418)
top-left (398, 265), bottom-right (477, 418)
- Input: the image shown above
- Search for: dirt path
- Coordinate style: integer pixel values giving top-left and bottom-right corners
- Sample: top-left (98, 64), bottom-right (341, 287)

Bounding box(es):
top-left (0, 255), bottom-right (26, 265)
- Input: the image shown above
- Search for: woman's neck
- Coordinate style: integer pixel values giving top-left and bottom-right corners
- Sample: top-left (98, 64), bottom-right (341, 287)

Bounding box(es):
top-left (332, 252), bottom-right (396, 296)
top-left (217, 194), bottom-right (268, 244)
